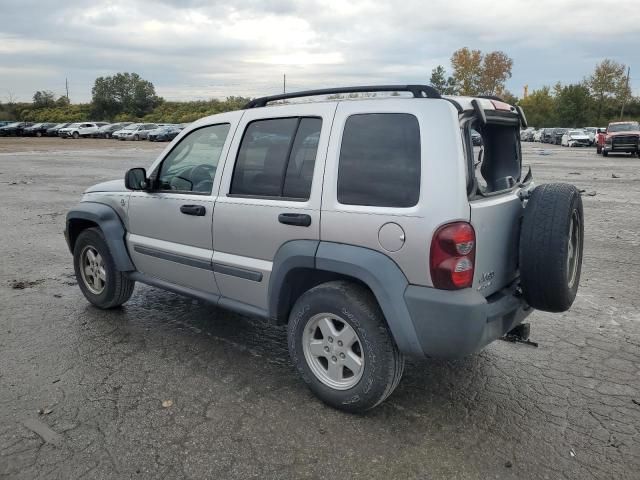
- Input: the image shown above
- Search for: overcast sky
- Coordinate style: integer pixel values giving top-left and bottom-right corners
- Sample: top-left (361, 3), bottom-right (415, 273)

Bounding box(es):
top-left (1, 0), bottom-right (639, 103)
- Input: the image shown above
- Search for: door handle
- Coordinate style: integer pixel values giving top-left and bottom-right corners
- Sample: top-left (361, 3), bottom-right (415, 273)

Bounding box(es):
top-left (180, 205), bottom-right (206, 216)
top-left (278, 213), bottom-right (311, 227)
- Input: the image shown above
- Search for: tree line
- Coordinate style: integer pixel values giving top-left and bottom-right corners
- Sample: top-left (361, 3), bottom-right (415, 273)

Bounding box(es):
top-left (430, 49), bottom-right (636, 127)
top-left (1, 52), bottom-right (637, 127)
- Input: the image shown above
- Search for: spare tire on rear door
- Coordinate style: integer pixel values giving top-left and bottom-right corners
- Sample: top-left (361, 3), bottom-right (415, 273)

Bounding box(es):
top-left (519, 183), bottom-right (584, 312)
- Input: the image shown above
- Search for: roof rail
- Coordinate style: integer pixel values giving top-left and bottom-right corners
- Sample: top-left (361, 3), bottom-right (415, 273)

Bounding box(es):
top-left (243, 84), bottom-right (442, 109)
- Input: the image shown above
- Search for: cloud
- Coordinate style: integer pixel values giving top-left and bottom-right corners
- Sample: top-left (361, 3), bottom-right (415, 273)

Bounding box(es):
top-left (0, 0), bottom-right (639, 102)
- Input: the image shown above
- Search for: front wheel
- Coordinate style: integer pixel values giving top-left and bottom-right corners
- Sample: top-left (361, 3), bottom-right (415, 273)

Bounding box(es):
top-left (73, 228), bottom-right (135, 309)
top-left (134, 134), bottom-right (139, 141)
top-left (287, 281), bottom-right (404, 413)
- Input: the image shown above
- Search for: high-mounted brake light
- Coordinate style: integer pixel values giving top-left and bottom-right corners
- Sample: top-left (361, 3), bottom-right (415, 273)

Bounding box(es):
top-left (490, 99), bottom-right (513, 111)
top-left (430, 222), bottom-right (476, 290)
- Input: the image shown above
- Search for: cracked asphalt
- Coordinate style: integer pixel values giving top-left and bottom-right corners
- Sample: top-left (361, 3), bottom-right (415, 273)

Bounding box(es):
top-left (1, 137), bottom-right (639, 479)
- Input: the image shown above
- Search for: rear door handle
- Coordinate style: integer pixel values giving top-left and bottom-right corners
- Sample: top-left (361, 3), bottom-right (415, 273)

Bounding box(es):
top-left (180, 205), bottom-right (206, 216)
top-left (278, 213), bottom-right (311, 227)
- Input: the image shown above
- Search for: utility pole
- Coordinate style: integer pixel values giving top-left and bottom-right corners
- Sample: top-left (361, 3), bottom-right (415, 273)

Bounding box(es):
top-left (620, 66), bottom-right (630, 119)
top-left (65, 78), bottom-right (69, 101)
top-left (283, 74), bottom-right (286, 94)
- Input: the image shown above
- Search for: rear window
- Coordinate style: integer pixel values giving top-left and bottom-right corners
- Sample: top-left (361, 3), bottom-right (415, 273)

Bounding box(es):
top-left (337, 113), bottom-right (420, 208)
top-left (469, 122), bottom-right (522, 194)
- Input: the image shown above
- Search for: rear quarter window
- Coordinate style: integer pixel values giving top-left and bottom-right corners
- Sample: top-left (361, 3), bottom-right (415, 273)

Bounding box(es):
top-left (337, 113), bottom-right (420, 208)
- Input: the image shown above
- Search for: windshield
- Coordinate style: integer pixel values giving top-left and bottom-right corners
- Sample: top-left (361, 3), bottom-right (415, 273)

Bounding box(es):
top-left (123, 124), bottom-right (140, 130)
top-left (6, 122), bottom-right (21, 127)
top-left (608, 122), bottom-right (640, 132)
top-left (569, 130), bottom-right (584, 136)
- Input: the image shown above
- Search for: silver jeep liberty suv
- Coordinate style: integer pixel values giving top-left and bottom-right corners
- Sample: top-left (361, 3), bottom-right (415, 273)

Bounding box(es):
top-left (65, 85), bottom-right (584, 412)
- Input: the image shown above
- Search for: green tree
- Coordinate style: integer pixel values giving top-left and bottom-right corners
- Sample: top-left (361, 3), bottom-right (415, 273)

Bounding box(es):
top-left (32, 90), bottom-right (56, 108)
top-left (519, 87), bottom-right (556, 127)
top-left (91, 72), bottom-right (162, 119)
top-left (587, 59), bottom-right (629, 124)
top-left (555, 84), bottom-right (592, 127)
top-left (429, 65), bottom-right (456, 95)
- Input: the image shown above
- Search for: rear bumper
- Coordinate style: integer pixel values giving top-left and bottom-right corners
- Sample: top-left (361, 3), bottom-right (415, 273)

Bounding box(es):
top-left (404, 283), bottom-right (532, 359)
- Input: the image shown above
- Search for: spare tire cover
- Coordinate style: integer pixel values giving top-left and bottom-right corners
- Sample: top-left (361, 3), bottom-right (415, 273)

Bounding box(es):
top-left (519, 183), bottom-right (584, 312)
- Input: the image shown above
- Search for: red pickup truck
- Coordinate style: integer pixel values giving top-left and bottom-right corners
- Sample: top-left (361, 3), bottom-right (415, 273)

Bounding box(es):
top-left (598, 121), bottom-right (640, 156)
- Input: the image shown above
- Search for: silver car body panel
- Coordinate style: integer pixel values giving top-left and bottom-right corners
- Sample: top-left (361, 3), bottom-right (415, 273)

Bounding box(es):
top-left (125, 111), bottom-right (243, 294)
top-left (212, 102), bottom-right (336, 310)
top-left (320, 98), bottom-right (470, 287)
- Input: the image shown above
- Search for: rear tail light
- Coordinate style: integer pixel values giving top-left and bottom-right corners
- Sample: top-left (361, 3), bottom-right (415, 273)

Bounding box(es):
top-left (430, 222), bottom-right (476, 289)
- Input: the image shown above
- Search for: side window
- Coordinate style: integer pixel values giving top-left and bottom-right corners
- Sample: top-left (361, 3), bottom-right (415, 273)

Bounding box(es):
top-left (230, 117), bottom-right (321, 199)
top-left (157, 123), bottom-right (230, 194)
top-left (337, 113), bottom-right (420, 208)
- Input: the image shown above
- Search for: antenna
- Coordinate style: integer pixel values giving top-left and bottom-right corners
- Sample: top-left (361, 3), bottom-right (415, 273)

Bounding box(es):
top-left (283, 74), bottom-right (286, 94)
top-left (65, 78), bottom-right (69, 101)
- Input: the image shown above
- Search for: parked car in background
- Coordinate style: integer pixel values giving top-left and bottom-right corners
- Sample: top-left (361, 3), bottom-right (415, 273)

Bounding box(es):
top-left (561, 129), bottom-right (590, 147)
top-left (581, 127), bottom-right (597, 146)
top-left (552, 128), bottom-right (568, 145)
top-left (520, 127), bottom-right (535, 141)
top-left (119, 123), bottom-right (158, 141)
top-left (148, 125), bottom-right (183, 142)
top-left (58, 123), bottom-right (83, 138)
top-left (541, 128), bottom-right (555, 143)
top-left (533, 129), bottom-right (543, 142)
top-left (59, 122), bottom-right (104, 139)
top-left (0, 121), bottom-right (13, 127)
top-left (602, 121), bottom-right (640, 157)
top-left (470, 129), bottom-right (483, 146)
top-left (595, 127), bottom-right (607, 154)
top-left (22, 122), bottom-right (57, 137)
top-left (112, 123), bottom-right (140, 139)
top-left (78, 122), bottom-right (108, 137)
top-left (46, 123), bottom-right (70, 136)
top-left (0, 122), bottom-right (33, 136)
top-left (96, 122), bottom-right (132, 139)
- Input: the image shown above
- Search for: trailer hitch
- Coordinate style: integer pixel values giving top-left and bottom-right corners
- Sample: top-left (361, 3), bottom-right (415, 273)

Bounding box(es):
top-left (500, 323), bottom-right (538, 348)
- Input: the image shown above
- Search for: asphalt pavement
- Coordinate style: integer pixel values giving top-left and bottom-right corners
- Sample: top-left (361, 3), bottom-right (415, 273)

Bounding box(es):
top-left (1, 138), bottom-right (639, 479)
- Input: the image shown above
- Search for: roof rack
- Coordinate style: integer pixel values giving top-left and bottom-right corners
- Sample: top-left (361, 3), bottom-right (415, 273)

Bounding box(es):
top-left (243, 84), bottom-right (441, 109)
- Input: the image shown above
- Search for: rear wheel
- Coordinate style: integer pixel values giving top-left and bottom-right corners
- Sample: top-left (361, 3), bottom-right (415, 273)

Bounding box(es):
top-left (288, 281), bottom-right (404, 413)
top-left (520, 183), bottom-right (584, 312)
top-left (73, 228), bottom-right (135, 309)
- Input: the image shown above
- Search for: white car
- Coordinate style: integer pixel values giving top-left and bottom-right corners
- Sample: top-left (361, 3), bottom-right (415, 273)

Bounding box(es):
top-left (533, 129), bottom-right (543, 142)
top-left (112, 123), bottom-right (141, 139)
top-left (78, 122), bottom-right (108, 137)
top-left (119, 123), bottom-right (159, 141)
top-left (561, 129), bottom-right (590, 147)
top-left (581, 127), bottom-right (597, 146)
top-left (59, 122), bottom-right (106, 139)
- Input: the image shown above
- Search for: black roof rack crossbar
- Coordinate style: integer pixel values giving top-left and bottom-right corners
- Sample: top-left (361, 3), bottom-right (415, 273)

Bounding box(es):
top-left (243, 84), bottom-right (441, 109)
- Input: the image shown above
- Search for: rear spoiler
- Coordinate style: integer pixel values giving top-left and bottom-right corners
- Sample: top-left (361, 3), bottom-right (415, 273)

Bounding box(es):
top-left (471, 99), bottom-right (528, 128)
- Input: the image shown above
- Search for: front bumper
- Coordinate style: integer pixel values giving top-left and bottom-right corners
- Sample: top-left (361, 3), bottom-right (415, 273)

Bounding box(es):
top-left (404, 282), bottom-right (532, 359)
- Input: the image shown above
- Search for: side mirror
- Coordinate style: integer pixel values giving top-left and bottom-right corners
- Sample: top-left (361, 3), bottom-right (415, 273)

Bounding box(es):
top-left (125, 168), bottom-right (148, 190)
